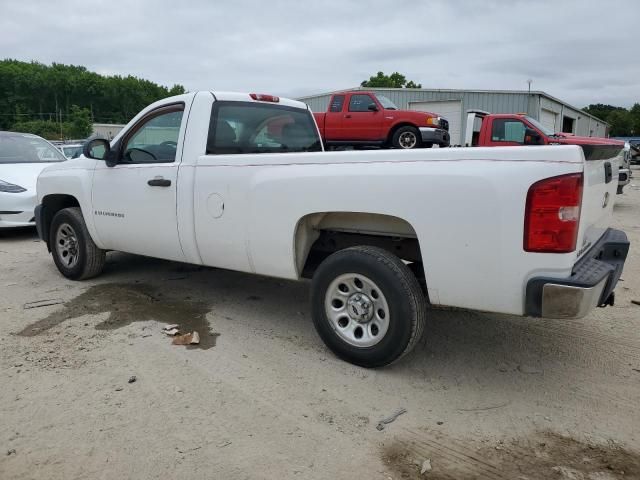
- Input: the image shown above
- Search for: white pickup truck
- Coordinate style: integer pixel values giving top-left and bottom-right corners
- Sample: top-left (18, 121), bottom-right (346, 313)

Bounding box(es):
top-left (35, 91), bottom-right (629, 367)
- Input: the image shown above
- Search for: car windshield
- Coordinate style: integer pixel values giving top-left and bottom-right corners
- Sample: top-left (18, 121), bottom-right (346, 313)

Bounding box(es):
top-left (0, 134), bottom-right (67, 164)
top-left (374, 94), bottom-right (398, 110)
top-left (525, 116), bottom-right (555, 136)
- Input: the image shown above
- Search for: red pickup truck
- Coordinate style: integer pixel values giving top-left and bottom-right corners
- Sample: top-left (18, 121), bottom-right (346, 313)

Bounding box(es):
top-left (464, 110), bottom-right (629, 193)
top-left (313, 91), bottom-right (450, 149)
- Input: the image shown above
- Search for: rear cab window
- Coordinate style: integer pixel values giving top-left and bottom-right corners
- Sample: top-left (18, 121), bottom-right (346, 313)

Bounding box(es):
top-left (329, 95), bottom-right (345, 112)
top-left (206, 102), bottom-right (322, 155)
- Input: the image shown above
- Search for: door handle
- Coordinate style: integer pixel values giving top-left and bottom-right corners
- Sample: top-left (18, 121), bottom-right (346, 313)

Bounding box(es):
top-left (147, 177), bottom-right (171, 187)
top-left (344, 114), bottom-right (351, 119)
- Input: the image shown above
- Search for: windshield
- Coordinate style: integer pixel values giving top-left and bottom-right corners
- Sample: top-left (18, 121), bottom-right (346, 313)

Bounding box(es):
top-left (374, 94), bottom-right (398, 110)
top-left (0, 134), bottom-right (67, 164)
top-left (525, 116), bottom-right (555, 136)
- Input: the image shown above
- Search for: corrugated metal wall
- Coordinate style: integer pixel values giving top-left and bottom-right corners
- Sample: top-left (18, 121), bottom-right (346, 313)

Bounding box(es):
top-left (299, 88), bottom-right (608, 141)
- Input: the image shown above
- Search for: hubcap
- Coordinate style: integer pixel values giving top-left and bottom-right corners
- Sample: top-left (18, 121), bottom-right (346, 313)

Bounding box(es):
top-left (398, 131), bottom-right (417, 148)
top-left (325, 274), bottom-right (390, 347)
top-left (55, 223), bottom-right (80, 269)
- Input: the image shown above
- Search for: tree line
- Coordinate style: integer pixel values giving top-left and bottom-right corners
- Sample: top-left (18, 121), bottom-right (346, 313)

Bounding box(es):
top-left (0, 59), bottom-right (185, 140)
top-left (582, 103), bottom-right (640, 137)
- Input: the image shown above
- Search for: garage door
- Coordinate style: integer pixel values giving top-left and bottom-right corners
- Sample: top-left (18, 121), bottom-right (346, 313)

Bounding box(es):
top-left (540, 109), bottom-right (558, 133)
top-left (409, 100), bottom-right (462, 146)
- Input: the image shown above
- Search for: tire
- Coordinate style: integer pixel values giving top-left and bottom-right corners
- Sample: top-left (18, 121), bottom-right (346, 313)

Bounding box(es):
top-left (311, 246), bottom-right (427, 367)
top-left (49, 207), bottom-right (105, 280)
top-left (391, 126), bottom-right (422, 149)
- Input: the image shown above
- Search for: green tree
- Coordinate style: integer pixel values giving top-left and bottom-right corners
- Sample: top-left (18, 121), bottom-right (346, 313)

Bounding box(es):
top-left (582, 103), bottom-right (638, 136)
top-left (68, 105), bottom-right (92, 138)
top-left (0, 59), bottom-right (186, 134)
top-left (607, 110), bottom-right (633, 137)
top-left (361, 71), bottom-right (422, 89)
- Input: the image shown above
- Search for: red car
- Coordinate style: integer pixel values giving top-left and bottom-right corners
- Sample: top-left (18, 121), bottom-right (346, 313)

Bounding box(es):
top-left (313, 91), bottom-right (450, 149)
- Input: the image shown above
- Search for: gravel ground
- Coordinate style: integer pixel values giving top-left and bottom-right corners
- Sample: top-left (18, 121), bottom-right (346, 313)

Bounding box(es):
top-left (1, 167), bottom-right (639, 479)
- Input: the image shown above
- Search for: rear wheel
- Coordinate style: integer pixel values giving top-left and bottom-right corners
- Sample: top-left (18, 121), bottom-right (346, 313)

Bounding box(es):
top-left (311, 246), bottom-right (427, 367)
top-left (50, 207), bottom-right (105, 280)
top-left (392, 126), bottom-right (422, 149)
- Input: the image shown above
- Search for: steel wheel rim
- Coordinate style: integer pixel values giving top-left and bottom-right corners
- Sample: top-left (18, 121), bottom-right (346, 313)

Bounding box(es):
top-left (55, 223), bottom-right (80, 269)
top-left (324, 273), bottom-right (390, 347)
top-left (399, 131), bottom-right (417, 148)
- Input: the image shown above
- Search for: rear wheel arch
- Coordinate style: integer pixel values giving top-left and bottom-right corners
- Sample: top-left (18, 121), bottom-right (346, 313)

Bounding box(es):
top-left (293, 212), bottom-right (427, 293)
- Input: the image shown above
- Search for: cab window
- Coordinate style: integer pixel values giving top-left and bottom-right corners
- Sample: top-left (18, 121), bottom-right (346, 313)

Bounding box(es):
top-left (122, 106), bottom-right (184, 163)
top-left (348, 94), bottom-right (376, 112)
top-left (491, 119), bottom-right (526, 143)
top-left (329, 95), bottom-right (345, 112)
top-left (206, 102), bottom-right (321, 155)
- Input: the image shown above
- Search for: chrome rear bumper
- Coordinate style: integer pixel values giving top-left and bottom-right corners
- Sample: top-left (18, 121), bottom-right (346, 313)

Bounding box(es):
top-left (525, 228), bottom-right (629, 319)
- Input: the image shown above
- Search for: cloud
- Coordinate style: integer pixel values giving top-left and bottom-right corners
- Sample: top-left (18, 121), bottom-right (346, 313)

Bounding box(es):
top-left (1, 0), bottom-right (639, 107)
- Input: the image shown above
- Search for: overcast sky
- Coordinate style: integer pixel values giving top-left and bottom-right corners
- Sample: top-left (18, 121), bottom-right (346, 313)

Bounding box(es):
top-left (1, 0), bottom-right (639, 108)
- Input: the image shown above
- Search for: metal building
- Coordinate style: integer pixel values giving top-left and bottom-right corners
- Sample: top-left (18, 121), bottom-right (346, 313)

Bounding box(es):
top-left (298, 88), bottom-right (609, 146)
top-left (92, 123), bottom-right (126, 140)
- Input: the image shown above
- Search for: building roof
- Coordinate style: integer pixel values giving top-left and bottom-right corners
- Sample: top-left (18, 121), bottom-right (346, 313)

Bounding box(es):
top-left (297, 87), bottom-right (608, 125)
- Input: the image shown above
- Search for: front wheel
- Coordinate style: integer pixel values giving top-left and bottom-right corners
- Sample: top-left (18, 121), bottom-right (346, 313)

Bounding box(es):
top-left (311, 246), bottom-right (427, 367)
top-left (50, 207), bottom-right (105, 280)
top-left (392, 126), bottom-right (422, 149)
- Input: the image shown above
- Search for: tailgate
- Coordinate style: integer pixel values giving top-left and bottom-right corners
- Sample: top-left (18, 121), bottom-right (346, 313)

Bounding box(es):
top-left (576, 145), bottom-right (624, 258)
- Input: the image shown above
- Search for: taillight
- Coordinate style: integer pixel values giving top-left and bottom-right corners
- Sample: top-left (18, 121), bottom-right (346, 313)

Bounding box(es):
top-left (249, 93), bottom-right (279, 102)
top-left (524, 173), bottom-right (583, 253)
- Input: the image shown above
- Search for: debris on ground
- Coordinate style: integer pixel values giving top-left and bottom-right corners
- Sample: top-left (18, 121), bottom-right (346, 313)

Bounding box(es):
top-left (420, 459), bottom-right (432, 475)
top-left (7, 449), bottom-right (16, 456)
top-left (23, 298), bottom-right (64, 309)
top-left (128, 375), bottom-right (137, 384)
top-left (217, 441), bottom-right (232, 448)
top-left (518, 364), bottom-right (543, 374)
top-left (376, 408), bottom-right (407, 431)
top-left (172, 331), bottom-right (200, 345)
top-left (551, 465), bottom-right (585, 479)
top-left (631, 300), bottom-right (640, 306)
top-left (162, 327), bottom-right (180, 336)
top-left (115, 387), bottom-right (123, 391)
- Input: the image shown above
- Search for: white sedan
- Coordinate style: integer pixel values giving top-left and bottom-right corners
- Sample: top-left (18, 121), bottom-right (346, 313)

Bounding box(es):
top-left (0, 132), bottom-right (67, 228)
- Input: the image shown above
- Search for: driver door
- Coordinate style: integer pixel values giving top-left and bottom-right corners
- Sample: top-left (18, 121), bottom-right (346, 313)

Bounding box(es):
top-left (91, 103), bottom-right (186, 261)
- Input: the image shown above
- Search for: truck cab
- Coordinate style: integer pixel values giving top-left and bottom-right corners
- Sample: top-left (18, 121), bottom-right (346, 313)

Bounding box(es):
top-left (464, 110), bottom-right (630, 193)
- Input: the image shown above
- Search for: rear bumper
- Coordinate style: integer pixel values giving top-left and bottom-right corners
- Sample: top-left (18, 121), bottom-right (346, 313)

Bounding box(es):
top-left (525, 228), bottom-right (629, 319)
top-left (418, 127), bottom-right (450, 146)
top-left (619, 168), bottom-right (630, 186)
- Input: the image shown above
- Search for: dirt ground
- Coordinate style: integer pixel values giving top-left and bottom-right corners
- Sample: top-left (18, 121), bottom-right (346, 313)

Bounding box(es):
top-left (1, 167), bottom-right (640, 480)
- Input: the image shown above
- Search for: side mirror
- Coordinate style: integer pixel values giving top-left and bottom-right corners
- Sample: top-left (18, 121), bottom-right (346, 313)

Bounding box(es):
top-left (84, 138), bottom-right (110, 160)
top-left (367, 103), bottom-right (379, 112)
top-left (524, 128), bottom-right (543, 145)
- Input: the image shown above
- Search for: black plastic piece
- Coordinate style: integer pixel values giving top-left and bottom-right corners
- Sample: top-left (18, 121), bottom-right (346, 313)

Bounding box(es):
top-left (525, 228), bottom-right (629, 317)
top-left (147, 178), bottom-right (171, 187)
top-left (604, 162), bottom-right (612, 183)
top-left (34, 204), bottom-right (46, 241)
top-left (580, 144), bottom-right (624, 161)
